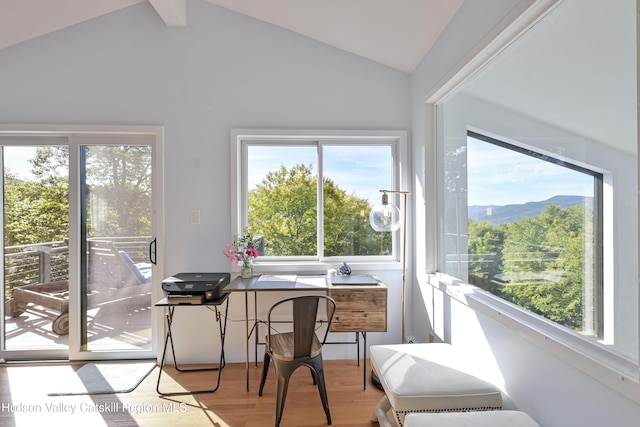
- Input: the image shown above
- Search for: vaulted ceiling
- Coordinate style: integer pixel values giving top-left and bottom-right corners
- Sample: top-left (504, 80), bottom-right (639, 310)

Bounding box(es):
top-left (0, 0), bottom-right (464, 73)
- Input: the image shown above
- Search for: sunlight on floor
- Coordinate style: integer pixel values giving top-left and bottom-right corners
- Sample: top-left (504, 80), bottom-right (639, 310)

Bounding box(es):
top-left (3, 364), bottom-right (234, 427)
top-left (5, 365), bottom-right (110, 426)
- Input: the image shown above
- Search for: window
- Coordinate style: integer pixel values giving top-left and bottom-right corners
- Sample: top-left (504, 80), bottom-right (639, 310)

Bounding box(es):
top-left (429, 0), bottom-right (637, 396)
top-left (463, 131), bottom-right (603, 337)
top-left (232, 130), bottom-right (406, 264)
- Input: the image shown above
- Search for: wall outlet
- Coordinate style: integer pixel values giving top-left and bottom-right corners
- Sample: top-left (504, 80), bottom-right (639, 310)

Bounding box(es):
top-left (190, 209), bottom-right (200, 224)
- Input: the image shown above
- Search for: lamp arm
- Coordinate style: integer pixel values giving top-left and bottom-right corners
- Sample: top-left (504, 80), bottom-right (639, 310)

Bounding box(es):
top-left (378, 189), bottom-right (411, 196)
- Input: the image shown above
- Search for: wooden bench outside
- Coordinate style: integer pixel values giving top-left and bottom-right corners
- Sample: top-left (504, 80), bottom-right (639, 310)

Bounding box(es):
top-left (8, 239), bottom-right (152, 335)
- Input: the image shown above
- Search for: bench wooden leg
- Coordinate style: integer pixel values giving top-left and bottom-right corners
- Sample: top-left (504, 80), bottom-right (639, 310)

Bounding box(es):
top-left (372, 394), bottom-right (393, 427)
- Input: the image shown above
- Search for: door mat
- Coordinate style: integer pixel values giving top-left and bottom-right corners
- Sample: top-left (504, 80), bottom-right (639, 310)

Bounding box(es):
top-left (47, 361), bottom-right (156, 396)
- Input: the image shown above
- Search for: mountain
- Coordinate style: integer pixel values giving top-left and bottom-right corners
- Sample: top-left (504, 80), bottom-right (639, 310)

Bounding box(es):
top-left (468, 195), bottom-right (593, 225)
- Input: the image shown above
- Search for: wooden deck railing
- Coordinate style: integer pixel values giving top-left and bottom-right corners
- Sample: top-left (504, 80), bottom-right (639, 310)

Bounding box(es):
top-left (4, 236), bottom-right (151, 298)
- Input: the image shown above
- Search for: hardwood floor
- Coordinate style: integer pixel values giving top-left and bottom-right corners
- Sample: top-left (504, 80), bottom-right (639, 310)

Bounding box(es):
top-left (0, 359), bottom-right (394, 427)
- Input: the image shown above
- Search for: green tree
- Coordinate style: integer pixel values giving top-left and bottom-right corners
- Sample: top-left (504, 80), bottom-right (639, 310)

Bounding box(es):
top-left (84, 145), bottom-right (152, 237)
top-left (323, 177), bottom-right (389, 256)
top-left (3, 146), bottom-right (70, 246)
top-left (3, 171), bottom-right (69, 246)
top-left (249, 164), bottom-right (317, 256)
top-left (468, 221), bottom-right (505, 277)
top-left (248, 164), bottom-right (390, 256)
top-left (4, 145), bottom-right (152, 245)
top-left (503, 205), bottom-right (591, 330)
top-left (502, 215), bottom-right (551, 274)
top-left (500, 205), bottom-right (589, 330)
top-left (30, 146), bottom-right (69, 181)
top-left (467, 204), bottom-right (592, 331)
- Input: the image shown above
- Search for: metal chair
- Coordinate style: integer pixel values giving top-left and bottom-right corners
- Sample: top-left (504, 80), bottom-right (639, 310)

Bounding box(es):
top-left (258, 294), bottom-right (336, 427)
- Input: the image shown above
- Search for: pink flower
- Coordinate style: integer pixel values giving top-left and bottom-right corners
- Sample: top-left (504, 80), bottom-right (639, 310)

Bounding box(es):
top-left (224, 232), bottom-right (259, 266)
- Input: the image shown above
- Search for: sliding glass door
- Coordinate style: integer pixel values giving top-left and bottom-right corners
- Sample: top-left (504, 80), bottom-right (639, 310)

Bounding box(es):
top-left (78, 141), bottom-right (155, 354)
top-left (0, 129), bottom-right (162, 361)
top-left (2, 142), bottom-right (70, 355)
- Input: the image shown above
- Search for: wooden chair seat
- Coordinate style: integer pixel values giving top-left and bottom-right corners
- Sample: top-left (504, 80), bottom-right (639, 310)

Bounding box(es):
top-left (267, 332), bottom-right (322, 361)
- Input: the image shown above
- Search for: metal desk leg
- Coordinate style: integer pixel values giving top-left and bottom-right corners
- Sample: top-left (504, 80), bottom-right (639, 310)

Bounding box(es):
top-left (245, 292), bottom-right (250, 392)
top-left (254, 290), bottom-right (258, 367)
top-left (243, 291), bottom-right (262, 392)
top-left (156, 301), bottom-right (229, 396)
top-left (362, 331), bottom-right (367, 390)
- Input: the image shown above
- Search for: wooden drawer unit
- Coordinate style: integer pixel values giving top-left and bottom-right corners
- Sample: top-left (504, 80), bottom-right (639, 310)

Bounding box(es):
top-left (328, 279), bottom-right (387, 333)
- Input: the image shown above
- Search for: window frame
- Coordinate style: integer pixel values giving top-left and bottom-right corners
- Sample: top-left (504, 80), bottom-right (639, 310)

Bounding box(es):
top-left (230, 129), bottom-right (408, 272)
top-left (466, 130), bottom-right (605, 338)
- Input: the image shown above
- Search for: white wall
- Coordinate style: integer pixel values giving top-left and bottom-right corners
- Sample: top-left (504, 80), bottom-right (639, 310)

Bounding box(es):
top-left (408, 0), bottom-right (529, 339)
top-left (0, 0), bottom-right (410, 362)
top-left (410, 0), bottom-right (640, 426)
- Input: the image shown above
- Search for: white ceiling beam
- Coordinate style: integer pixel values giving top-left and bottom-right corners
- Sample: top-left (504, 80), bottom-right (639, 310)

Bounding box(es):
top-left (148, 0), bottom-right (187, 26)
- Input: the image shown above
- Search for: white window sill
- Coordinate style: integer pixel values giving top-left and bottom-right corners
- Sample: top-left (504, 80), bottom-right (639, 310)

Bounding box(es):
top-left (247, 259), bottom-right (403, 275)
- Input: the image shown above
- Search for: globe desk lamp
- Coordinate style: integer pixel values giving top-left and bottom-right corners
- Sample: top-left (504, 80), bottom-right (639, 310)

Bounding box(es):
top-left (369, 189), bottom-right (411, 390)
top-left (369, 189), bottom-right (410, 343)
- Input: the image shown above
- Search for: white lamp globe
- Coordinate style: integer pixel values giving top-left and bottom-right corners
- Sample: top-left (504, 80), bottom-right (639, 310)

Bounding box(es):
top-left (369, 193), bottom-right (401, 232)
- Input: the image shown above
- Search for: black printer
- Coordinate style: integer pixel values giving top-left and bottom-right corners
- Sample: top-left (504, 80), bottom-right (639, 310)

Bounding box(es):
top-left (162, 272), bottom-right (230, 302)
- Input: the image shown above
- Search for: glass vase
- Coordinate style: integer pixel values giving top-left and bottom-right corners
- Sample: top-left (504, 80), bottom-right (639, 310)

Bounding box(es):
top-left (241, 260), bottom-right (253, 279)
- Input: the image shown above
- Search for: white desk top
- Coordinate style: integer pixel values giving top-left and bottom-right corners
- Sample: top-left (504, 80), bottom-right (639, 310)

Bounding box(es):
top-left (223, 274), bottom-right (328, 292)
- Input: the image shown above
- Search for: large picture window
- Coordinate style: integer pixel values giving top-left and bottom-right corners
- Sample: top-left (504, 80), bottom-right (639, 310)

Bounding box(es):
top-left (233, 130), bottom-right (405, 264)
top-left (465, 131), bottom-right (603, 337)
top-left (430, 0), bottom-right (636, 398)
top-left (433, 0), bottom-right (638, 366)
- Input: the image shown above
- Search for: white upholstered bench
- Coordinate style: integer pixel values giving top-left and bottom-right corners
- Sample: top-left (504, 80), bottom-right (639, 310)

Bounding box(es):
top-left (370, 343), bottom-right (503, 427)
top-left (404, 410), bottom-right (541, 426)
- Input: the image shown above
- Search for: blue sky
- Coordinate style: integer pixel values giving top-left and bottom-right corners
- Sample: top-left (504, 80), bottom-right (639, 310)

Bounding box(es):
top-left (4, 146), bottom-right (37, 180)
top-left (466, 136), bottom-right (594, 206)
top-left (247, 145), bottom-right (392, 206)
